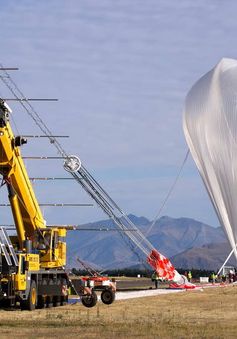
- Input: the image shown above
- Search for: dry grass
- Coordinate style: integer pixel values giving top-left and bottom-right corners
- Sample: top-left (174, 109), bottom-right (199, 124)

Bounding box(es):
top-left (0, 285), bottom-right (237, 338)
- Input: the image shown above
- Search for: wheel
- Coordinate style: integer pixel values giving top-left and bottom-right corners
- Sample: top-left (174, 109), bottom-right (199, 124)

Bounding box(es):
top-left (60, 295), bottom-right (68, 306)
top-left (81, 291), bottom-right (97, 308)
top-left (21, 280), bottom-right (37, 311)
top-left (0, 299), bottom-right (11, 308)
top-left (46, 279), bottom-right (54, 308)
top-left (46, 296), bottom-right (53, 308)
top-left (37, 279), bottom-right (47, 309)
top-left (101, 289), bottom-right (115, 305)
top-left (53, 296), bottom-right (61, 307)
top-left (52, 279), bottom-right (61, 307)
top-left (37, 295), bottom-right (46, 309)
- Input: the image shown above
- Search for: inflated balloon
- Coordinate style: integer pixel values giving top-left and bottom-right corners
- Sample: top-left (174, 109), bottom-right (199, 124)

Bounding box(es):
top-left (183, 58), bottom-right (237, 259)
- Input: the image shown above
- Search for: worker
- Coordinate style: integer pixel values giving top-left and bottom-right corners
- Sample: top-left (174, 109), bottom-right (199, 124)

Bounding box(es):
top-left (151, 271), bottom-right (159, 289)
top-left (221, 274), bottom-right (226, 283)
top-left (211, 272), bottom-right (216, 284)
top-left (228, 271), bottom-right (233, 283)
top-left (187, 271), bottom-right (192, 282)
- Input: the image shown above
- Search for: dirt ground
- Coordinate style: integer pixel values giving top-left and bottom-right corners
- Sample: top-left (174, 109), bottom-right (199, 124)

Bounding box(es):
top-left (0, 284), bottom-right (237, 338)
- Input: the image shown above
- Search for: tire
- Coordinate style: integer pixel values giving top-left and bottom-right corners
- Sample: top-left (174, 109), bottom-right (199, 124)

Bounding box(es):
top-left (53, 279), bottom-right (61, 307)
top-left (81, 291), bottom-right (97, 308)
top-left (60, 295), bottom-right (68, 306)
top-left (46, 279), bottom-right (54, 308)
top-left (37, 295), bottom-right (46, 309)
top-left (37, 279), bottom-right (47, 309)
top-left (46, 296), bottom-right (53, 308)
top-left (21, 280), bottom-right (37, 311)
top-left (101, 289), bottom-right (115, 305)
top-left (53, 296), bottom-right (61, 307)
top-left (0, 299), bottom-right (11, 308)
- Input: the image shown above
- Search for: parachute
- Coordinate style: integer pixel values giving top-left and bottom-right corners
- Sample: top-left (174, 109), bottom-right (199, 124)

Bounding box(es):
top-left (183, 58), bottom-right (237, 259)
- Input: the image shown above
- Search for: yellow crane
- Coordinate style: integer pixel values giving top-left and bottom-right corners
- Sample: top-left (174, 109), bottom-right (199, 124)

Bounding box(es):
top-left (0, 99), bottom-right (95, 310)
top-left (0, 66), bottom-right (187, 310)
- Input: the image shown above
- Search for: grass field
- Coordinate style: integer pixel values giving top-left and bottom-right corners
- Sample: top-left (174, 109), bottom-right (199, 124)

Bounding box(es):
top-left (0, 285), bottom-right (237, 338)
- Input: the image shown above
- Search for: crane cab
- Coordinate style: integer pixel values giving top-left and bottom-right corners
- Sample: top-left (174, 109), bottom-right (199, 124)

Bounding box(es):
top-left (33, 227), bottom-right (67, 268)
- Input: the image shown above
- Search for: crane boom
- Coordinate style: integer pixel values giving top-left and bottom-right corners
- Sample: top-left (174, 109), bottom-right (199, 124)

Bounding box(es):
top-left (0, 87), bottom-right (115, 310)
top-left (0, 100), bottom-right (45, 248)
top-left (0, 67), bottom-right (184, 283)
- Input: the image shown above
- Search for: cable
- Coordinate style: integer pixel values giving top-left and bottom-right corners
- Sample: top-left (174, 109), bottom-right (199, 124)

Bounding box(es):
top-left (0, 66), bottom-right (181, 277)
top-left (145, 149), bottom-right (190, 237)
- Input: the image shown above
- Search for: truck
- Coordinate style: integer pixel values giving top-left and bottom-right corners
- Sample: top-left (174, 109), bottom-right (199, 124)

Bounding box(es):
top-left (0, 68), bottom-right (187, 309)
top-left (0, 99), bottom-right (102, 310)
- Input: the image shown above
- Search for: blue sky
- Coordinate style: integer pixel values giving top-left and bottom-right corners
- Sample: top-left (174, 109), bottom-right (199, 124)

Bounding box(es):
top-left (0, 0), bottom-right (236, 227)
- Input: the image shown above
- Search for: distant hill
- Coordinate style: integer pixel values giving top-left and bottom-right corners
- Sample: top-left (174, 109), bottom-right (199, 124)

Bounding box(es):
top-left (144, 216), bottom-right (225, 257)
top-left (171, 242), bottom-right (236, 270)
top-left (66, 215), bottom-right (228, 271)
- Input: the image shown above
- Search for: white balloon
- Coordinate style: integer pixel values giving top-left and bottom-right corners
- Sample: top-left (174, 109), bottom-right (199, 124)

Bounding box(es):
top-left (183, 58), bottom-right (237, 259)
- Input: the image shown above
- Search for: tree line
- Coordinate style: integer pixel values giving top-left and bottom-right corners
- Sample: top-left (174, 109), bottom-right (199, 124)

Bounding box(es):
top-left (71, 267), bottom-right (215, 278)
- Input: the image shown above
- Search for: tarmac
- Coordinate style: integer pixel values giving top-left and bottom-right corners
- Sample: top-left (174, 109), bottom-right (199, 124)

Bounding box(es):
top-left (69, 282), bottom-right (229, 304)
top-left (115, 288), bottom-right (185, 300)
top-left (69, 287), bottom-right (187, 304)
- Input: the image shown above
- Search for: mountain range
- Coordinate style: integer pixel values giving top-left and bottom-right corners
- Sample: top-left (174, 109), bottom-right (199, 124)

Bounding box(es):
top-left (66, 215), bottom-right (234, 271)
